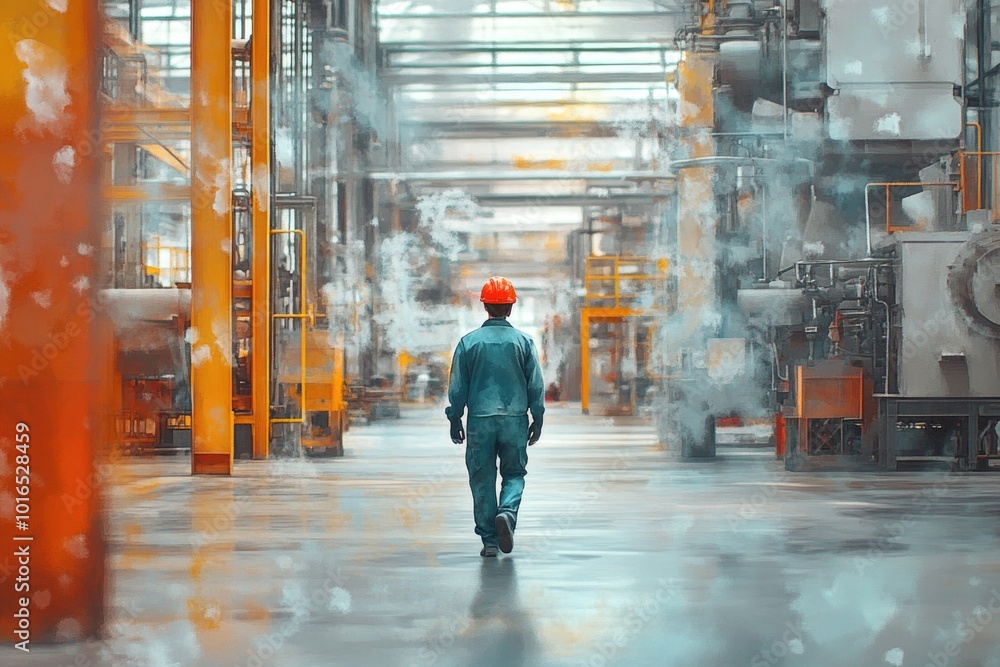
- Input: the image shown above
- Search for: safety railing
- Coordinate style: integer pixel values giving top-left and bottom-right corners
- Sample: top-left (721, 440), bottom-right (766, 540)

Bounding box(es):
top-left (584, 255), bottom-right (671, 310)
top-left (863, 123), bottom-right (1000, 252)
top-left (863, 181), bottom-right (961, 255)
top-left (271, 228), bottom-right (309, 425)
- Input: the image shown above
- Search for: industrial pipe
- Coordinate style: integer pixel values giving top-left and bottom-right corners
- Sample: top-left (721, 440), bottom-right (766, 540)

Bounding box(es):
top-left (251, 0), bottom-right (272, 458)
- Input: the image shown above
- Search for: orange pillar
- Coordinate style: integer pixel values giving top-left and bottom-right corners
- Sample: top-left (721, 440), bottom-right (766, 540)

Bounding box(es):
top-left (581, 311), bottom-right (591, 414)
top-left (251, 0), bottom-right (272, 459)
top-left (191, 0), bottom-right (234, 474)
top-left (0, 0), bottom-right (105, 643)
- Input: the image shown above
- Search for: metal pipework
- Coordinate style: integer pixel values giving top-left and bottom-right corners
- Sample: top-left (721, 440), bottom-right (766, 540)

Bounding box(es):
top-left (101, 288), bottom-right (191, 326)
top-left (872, 268), bottom-right (892, 395)
top-left (781, 0), bottom-right (789, 141)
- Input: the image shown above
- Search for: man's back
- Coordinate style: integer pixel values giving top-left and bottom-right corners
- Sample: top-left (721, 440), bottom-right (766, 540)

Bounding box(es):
top-left (448, 319), bottom-right (544, 420)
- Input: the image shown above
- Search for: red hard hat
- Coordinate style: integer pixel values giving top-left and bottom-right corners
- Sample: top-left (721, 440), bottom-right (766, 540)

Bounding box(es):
top-left (480, 276), bottom-right (517, 304)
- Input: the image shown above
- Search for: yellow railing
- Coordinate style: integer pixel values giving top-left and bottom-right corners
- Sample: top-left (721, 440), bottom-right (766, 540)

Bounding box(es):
top-left (271, 228), bottom-right (308, 425)
top-left (584, 255), bottom-right (670, 310)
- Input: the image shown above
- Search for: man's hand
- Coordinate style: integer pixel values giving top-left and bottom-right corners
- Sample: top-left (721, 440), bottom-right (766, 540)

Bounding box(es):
top-left (527, 416), bottom-right (543, 446)
top-left (450, 418), bottom-right (465, 444)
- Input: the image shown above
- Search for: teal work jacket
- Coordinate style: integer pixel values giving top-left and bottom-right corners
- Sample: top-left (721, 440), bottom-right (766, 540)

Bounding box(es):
top-left (445, 318), bottom-right (545, 422)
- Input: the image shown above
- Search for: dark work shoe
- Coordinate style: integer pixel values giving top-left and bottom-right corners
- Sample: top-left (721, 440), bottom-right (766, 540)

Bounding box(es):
top-left (480, 545), bottom-right (498, 558)
top-left (495, 513), bottom-right (514, 554)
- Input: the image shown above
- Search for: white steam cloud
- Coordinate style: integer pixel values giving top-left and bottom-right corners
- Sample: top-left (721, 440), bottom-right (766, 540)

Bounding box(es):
top-left (53, 146), bottom-right (76, 184)
top-left (373, 190), bottom-right (478, 354)
top-left (15, 40), bottom-right (70, 130)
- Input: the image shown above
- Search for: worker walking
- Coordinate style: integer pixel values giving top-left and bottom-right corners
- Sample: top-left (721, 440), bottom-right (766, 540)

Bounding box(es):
top-left (446, 277), bottom-right (545, 557)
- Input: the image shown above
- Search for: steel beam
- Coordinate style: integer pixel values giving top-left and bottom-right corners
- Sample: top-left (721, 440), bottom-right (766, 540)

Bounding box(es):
top-left (402, 98), bottom-right (664, 107)
top-left (387, 60), bottom-right (668, 70)
top-left (457, 193), bottom-right (667, 207)
top-left (101, 107), bottom-right (190, 143)
top-left (251, 0), bottom-right (271, 460)
top-left (385, 42), bottom-right (676, 54)
top-left (190, 0), bottom-right (234, 475)
top-left (0, 0), bottom-right (105, 641)
top-left (378, 11), bottom-right (688, 45)
top-left (383, 70), bottom-right (672, 86)
top-left (400, 120), bottom-right (627, 138)
top-left (103, 184), bottom-right (192, 201)
top-left (103, 106), bottom-right (190, 126)
top-left (370, 170), bottom-right (674, 182)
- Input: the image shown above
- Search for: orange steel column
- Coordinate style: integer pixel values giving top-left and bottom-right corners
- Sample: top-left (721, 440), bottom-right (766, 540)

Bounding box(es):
top-left (191, 0), bottom-right (234, 474)
top-left (580, 311), bottom-right (591, 414)
top-left (675, 52), bottom-right (717, 338)
top-left (0, 0), bottom-right (106, 643)
top-left (251, 0), bottom-right (272, 459)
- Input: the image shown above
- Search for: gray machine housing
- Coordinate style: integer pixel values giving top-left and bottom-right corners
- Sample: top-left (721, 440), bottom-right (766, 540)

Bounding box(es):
top-left (881, 231), bottom-right (1000, 470)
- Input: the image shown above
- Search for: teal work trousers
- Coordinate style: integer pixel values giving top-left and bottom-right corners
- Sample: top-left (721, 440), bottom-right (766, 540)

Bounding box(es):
top-left (465, 415), bottom-right (529, 547)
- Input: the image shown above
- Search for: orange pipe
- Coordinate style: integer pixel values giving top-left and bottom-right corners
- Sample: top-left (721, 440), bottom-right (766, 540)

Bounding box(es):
top-left (191, 0), bottom-right (234, 474)
top-left (0, 0), bottom-right (106, 642)
top-left (251, 0), bottom-right (271, 458)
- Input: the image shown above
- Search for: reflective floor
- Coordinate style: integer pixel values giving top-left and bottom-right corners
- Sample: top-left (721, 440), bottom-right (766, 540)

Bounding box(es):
top-left (19, 405), bottom-right (1000, 667)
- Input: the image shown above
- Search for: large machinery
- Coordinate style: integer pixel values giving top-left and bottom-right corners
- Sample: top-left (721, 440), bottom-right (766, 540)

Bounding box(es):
top-left (770, 230), bottom-right (1000, 471)
top-left (659, 0), bottom-right (1000, 470)
top-left (99, 0), bottom-right (384, 463)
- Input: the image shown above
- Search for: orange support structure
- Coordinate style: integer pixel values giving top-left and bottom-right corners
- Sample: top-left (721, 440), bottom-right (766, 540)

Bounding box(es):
top-left (191, 0), bottom-right (235, 474)
top-left (0, 0), bottom-right (106, 643)
top-left (251, 0), bottom-right (272, 459)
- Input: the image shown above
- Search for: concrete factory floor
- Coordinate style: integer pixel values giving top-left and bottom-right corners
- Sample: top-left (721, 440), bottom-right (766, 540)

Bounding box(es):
top-left (21, 405), bottom-right (1000, 667)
